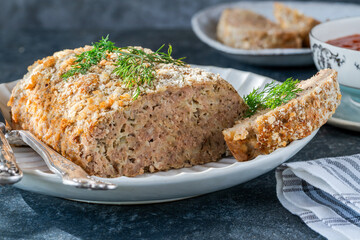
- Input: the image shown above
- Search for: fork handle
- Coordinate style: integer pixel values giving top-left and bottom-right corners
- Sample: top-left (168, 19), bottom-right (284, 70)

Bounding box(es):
top-left (0, 122), bottom-right (23, 185)
top-left (6, 130), bottom-right (117, 190)
top-left (9, 130), bottom-right (91, 186)
top-left (7, 130), bottom-right (116, 190)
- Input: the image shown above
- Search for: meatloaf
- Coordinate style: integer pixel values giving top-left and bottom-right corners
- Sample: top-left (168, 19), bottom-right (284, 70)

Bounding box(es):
top-left (8, 46), bottom-right (247, 177)
top-left (274, 2), bottom-right (320, 47)
top-left (223, 69), bottom-right (341, 161)
top-left (216, 8), bottom-right (302, 49)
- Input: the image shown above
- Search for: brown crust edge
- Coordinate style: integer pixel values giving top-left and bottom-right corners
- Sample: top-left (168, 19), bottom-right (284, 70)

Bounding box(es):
top-left (223, 69), bottom-right (341, 162)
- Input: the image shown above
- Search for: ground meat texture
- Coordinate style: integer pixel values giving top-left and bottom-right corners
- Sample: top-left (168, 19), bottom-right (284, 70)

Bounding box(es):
top-left (8, 46), bottom-right (247, 177)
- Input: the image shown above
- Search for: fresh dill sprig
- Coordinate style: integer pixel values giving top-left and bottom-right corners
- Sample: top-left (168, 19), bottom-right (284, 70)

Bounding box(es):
top-left (114, 45), bottom-right (186, 99)
top-left (61, 36), bottom-right (185, 99)
top-left (243, 78), bottom-right (302, 118)
top-left (62, 35), bottom-right (117, 80)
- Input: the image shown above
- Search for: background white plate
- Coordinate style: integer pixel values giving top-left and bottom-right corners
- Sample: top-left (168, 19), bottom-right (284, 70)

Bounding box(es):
top-left (0, 65), bottom-right (318, 204)
top-left (191, 1), bottom-right (360, 66)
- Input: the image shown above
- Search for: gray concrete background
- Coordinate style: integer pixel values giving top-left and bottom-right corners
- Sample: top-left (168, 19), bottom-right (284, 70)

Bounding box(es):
top-left (1, 0), bottom-right (360, 31)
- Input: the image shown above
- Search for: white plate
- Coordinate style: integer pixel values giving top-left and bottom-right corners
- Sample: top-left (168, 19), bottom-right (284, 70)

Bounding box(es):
top-left (0, 65), bottom-right (318, 204)
top-left (327, 86), bottom-right (360, 132)
top-left (191, 1), bottom-right (360, 66)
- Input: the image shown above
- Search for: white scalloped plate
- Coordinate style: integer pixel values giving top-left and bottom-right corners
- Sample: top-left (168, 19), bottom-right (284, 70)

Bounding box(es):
top-left (191, 1), bottom-right (360, 66)
top-left (0, 65), bottom-right (318, 204)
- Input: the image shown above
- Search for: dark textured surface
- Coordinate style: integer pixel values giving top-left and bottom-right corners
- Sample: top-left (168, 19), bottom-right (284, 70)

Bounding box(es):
top-left (1, 0), bottom-right (360, 31)
top-left (1, 0), bottom-right (360, 239)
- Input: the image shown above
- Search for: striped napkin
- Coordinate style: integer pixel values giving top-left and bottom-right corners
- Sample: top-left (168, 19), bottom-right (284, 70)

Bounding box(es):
top-left (276, 154), bottom-right (360, 240)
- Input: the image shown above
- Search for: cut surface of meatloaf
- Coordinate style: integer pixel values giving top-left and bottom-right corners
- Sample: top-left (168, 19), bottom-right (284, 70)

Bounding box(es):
top-left (274, 2), bottom-right (320, 47)
top-left (8, 46), bottom-right (247, 177)
top-left (223, 69), bottom-right (341, 162)
top-left (216, 8), bottom-right (302, 49)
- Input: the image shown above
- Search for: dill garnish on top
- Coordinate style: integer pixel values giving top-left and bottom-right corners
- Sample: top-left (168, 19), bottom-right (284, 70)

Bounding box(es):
top-left (62, 36), bottom-right (117, 80)
top-left (62, 36), bottom-right (186, 99)
top-left (243, 78), bottom-right (302, 118)
top-left (114, 45), bottom-right (185, 99)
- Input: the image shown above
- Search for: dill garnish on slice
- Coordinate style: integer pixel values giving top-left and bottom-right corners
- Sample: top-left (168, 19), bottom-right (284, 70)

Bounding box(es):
top-left (62, 36), bottom-right (185, 99)
top-left (243, 78), bottom-right (302, 118)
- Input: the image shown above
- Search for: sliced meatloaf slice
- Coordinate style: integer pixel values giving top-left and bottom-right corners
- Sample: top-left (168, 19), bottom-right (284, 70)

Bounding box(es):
top-left (274, 2), bottom-right (320, 47)
top-left (216, 8), bottom-right (302, 49)
top-left (8, 46), bottom-right (247, 177)
top-left (223, 69), bottom-right (341, 162)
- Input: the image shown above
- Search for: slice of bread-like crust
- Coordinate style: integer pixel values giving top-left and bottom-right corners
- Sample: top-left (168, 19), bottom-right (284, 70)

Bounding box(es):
top-left (223, 69), bottom-right (341, 162)
top-left (217, 8), bottom-right (302, 49)
top-left (274, 2), bottom-right (320, 47)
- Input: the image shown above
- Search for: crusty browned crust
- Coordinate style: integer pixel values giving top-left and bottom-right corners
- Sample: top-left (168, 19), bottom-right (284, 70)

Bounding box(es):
top-left (216, 8), bottom-right (302, 49)
top-left (8, 46), bottom-right (247, 177)
top-left (274, 2), bottom-right (320, 47)
top-left (223, 69), bottom-right (341, 162)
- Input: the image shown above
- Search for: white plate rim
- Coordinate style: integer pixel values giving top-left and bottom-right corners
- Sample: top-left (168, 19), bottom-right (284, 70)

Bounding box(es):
top-left (328, 117), bottom-right (360, 132)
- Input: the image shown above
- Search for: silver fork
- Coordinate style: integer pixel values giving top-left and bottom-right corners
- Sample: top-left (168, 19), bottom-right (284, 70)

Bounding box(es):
top-left (0, 122), bottom-right (23, 185)
top-left (4, 128), bottom-right (117, 190)
top-left (0, 121), bottom-right (117, 189)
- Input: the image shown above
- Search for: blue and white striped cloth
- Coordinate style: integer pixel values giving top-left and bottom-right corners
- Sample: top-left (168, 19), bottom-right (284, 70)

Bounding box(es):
top-left (276, 154), bottom-right (360, 240)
